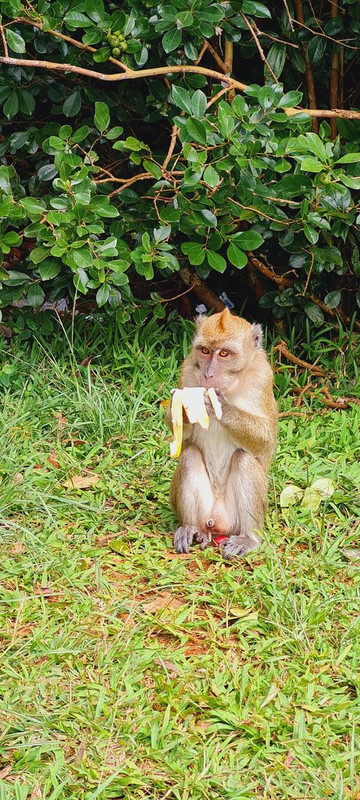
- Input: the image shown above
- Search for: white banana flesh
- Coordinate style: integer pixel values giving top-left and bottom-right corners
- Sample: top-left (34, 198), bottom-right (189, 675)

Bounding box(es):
top-left (169, 387), bottom-right (222, 459)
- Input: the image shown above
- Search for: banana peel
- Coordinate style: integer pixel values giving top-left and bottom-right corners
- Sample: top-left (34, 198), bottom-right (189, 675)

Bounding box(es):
top-left (169, 387), bottom-right (222, 459)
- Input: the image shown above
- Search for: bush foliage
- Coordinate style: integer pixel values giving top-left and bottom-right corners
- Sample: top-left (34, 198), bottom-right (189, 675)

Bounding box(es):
top-left (0, 0), bottom-right (359, 326)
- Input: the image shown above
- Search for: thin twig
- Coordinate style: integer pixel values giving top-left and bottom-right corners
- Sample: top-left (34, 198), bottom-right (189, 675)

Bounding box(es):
top-left (194, 40), bottom-right (209, 66)
top-left (0, 22), bottom-right (8, 57)
top-left (274, 340), bottom-right (324, 375)
top-left (240, 12), bottom-right (279, 83)
top-left (294, 18), bottom-right (358, 49)
top-left (302, 249), bottom-right (315, 295)
top-left (206, 84), bottom-right (235, 109)
top-left (108, 172), bottom-right (152, 197)
top-left (162, 125), bottom-right (179, 173)
top-left (282, 0), bottom-right (295, 32)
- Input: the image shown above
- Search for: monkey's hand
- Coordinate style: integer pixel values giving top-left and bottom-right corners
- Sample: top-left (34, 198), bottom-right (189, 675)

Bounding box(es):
top-left (174, 525), bottom-right (211, 554)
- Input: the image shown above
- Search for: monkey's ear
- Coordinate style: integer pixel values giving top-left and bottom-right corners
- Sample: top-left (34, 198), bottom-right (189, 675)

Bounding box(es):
top-left (252, 323), bottom-right (263, 349)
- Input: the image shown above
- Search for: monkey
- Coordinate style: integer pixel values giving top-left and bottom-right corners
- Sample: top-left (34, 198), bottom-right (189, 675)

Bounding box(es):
top-left (166, 307), bottom-right (278, 559)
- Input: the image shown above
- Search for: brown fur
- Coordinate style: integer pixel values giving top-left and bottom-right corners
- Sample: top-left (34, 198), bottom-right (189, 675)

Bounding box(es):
top-left (167, 311), bottom-right (278, 558)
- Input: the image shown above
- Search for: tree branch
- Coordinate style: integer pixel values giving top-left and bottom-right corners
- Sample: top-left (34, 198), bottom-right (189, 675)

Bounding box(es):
top-left (1, 54), bottom-right (360, 119)
top-left (329, 0), bottom-right (339, 139)
top-left (179, 267), bottom-right (225, 312)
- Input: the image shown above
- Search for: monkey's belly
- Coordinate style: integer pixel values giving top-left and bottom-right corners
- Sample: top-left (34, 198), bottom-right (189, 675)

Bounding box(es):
top-left (191, 420), bottom-right (238, 534)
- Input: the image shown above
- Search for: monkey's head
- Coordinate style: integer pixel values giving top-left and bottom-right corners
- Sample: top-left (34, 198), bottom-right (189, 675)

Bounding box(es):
top-left (191, 307), bottom-right (263, 390)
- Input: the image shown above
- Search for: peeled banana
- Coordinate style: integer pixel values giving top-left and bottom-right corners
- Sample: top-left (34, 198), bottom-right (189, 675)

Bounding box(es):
top-left (169, 387), bottom-right (222, 459)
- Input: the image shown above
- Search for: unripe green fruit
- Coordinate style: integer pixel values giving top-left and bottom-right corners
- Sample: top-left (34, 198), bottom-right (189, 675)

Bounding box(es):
top-left (117, 35), bottom-right (125, 42)
top-left (120, 41), bottom-right (128, 50)
top-left (108, 36), bottom-right (118, 47)
top-left (112, 47), bottom-right (121, 56)
top-left (113, 30), bottom-right (121, 36)
top-left (320, 173), bottom-right (331, 184)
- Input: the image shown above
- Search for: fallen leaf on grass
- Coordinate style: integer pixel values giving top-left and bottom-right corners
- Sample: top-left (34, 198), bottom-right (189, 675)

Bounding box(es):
top-left (34, 583), bottom-right (60, 602)
top-left (260, 683), bottom-right (279, 708)
top-left (141, 591), bottom-right (184, 614)
top-left (301, 487), bottom-right (322, 511)
top-left (63, 474), bottom-right (100, 489)
top-left (47, 450), bottom-right (60, 468)
top-left (153, 657), bottom-right (180, 677)
top-left (229, 606), bottom-right (255, 619)
top-left (13, 472), bottom-right (24, 485)
top-left (108, 539), bottom-right (131, 556)
top-left (310, 477), bottom-right (335, 498)
top-left (280, 484), bottom-right (304, 508)
top-left (54, 411), bottom-right (68, 441)
top-left (342, 548), bottom-right (360, 561)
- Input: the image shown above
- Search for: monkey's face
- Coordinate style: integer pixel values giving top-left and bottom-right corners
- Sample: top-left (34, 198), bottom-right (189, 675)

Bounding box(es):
top-left (193, 340), bottom-right (250, 390)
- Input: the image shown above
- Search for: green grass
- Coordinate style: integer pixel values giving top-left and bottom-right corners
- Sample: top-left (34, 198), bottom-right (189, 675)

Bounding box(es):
top-left (0, 315), bottom-right (359, 800)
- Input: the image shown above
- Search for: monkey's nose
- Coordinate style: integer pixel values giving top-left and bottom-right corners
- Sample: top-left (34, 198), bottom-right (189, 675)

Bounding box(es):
top-left (206, 518), bottom-right (214, 529)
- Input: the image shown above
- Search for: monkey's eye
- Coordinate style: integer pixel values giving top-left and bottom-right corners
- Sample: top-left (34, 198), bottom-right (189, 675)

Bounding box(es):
top-left (201, 347), bottom-right (211, 355)
top-left (219, 349), bottom-right (229, 357)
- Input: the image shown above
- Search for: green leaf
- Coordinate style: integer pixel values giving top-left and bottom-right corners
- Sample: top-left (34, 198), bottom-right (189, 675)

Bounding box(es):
top-left (218, 102), bottom-right (235, 138)
top-left (85, 0), bottom-right (105, 22)
top-left (2, 231), bottom-right (21, 246)
top-left (266, 43), bottom-right (286, 79)
top-left (94, 102), bottom-right (110, 133)
top-left (181, 242), bottom-right (205, 266)
top-left (307, 36), bottom-right (326, 65)
top-left (324, 290), bottom-right (341, 309)
top-left (301, 487), bottom-right (322, 511)
top-left (3, 92), bottom-right (18, 120)
top-left (300, 157), bottom-right (324, 173)
top-left (304, 303), bottom-right (324, 324)
top-left (63, 92), bottom-right (81, 117)
top-left (38, 259), bottom-right (61, 280)
top-left (203, 165), bottom-right (220, 188)
top-left (242, 1), bottom-right (271, 18)
top-left (30, 247), bottom-right (50, 264)
top-left (277, 91), bottom-right (303, 108)
top-left (176, 10), bottom-right (193, 27)
top-left (258, 85), bottom-right (277, 110)
top-left (191, 90), bottom-right (207, 119)
top-left (227, 243), bottom-right (247, 269)
top-left (303, 224), bottom-right (318, 244)
top-left (338, 174), bottom-right (360, 189)
top-left (6, 29), bottom-right (26, 53)
top-left (186, 118), bottom-right (207, 145)
top-left (27, 283), bottom-right (45, 309)
top-left (336, 152), bottom-right (360, 164)
top-left (305, 133), bottom-right (327, 163)
top-left (229, 230), bottom-right (263, 250)
top-left (162, 28), bottom-right (182, 53)
top-left (18, 89), bottom-right (35, 115)
top-left (206, 250), bottom-right (227, 273)
top-left (171, 85), bottom-right (193, 115)
top-left (143, 159), bottom-right (162, 179)
top-left (73, 268), bottom-right (89, 294)
top-left (96, 284), bottom-right (110, 306)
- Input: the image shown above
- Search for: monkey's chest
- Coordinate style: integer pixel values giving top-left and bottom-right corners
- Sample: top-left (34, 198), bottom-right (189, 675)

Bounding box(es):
top-left (191, 419), bottom-right (237, 491)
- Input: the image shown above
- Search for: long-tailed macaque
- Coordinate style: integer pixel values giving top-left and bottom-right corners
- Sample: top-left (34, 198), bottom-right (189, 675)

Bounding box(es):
top-left (167, 308), bottom-right (278, 559)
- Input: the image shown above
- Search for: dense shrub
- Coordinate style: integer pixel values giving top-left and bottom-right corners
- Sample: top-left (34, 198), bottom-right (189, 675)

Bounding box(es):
top-left (0, 0), bottom-right (359, 327)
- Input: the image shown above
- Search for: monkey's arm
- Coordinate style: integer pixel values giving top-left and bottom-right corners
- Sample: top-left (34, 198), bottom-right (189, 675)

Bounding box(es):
top-left (218, 397), bottom-right (277, 459)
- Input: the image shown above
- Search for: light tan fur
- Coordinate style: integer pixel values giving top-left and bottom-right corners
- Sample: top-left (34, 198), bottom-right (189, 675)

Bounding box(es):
top-left (167, 308), bottom-right (278, 558)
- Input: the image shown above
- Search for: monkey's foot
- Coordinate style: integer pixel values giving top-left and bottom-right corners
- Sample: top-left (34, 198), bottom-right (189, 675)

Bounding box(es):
top-left (174, 525), bottom-right (210, 554)
top-left (220, 535), bottom-right (260, 559)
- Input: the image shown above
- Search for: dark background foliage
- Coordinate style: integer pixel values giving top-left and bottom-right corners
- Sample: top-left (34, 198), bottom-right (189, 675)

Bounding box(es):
top-left (0, 0), bottom-right (359, 333)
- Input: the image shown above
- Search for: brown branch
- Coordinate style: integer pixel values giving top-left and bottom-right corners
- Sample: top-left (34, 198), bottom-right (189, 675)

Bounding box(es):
top-left (247, 253), bottom-right (293, 286)
top-left (274, 340), bottom-right (324, 375)
top-left (108, 172), bottom-right (152, 197)
top-left (0, 22), bottom-right (9, 57)
top-left (329, 0), bottom-right (339, 139)
top-left (205, 41), bottom-right (228, 73)
top-left (162, 125), bottom-right (179, 173)
top-left (293, 19), bottom-right (358, 49)
top-left (282, 0), bottom-right (295, 32)
top-left (240, 12), bottom-right (279, 83)
top-left (179, 267), bottom-right (225, 312)
top-left (294, 0), bottom-right (319, 133)
top-left (194, 40), bottom-right (209, 66)
top-left (1, 51), bottom-right (360, 120)
top-left (206, 84), bottom-right (235, 109)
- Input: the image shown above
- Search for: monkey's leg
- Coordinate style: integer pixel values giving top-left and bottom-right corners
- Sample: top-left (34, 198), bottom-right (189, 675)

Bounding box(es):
top-left (170, 445), bottom-right (214, 554)
top-left (221, 450), bottom-right (268, 559)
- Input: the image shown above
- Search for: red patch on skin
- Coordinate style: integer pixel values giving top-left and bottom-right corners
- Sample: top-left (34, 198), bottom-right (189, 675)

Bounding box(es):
top-left (212, 535), bottom-right (227, 546)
